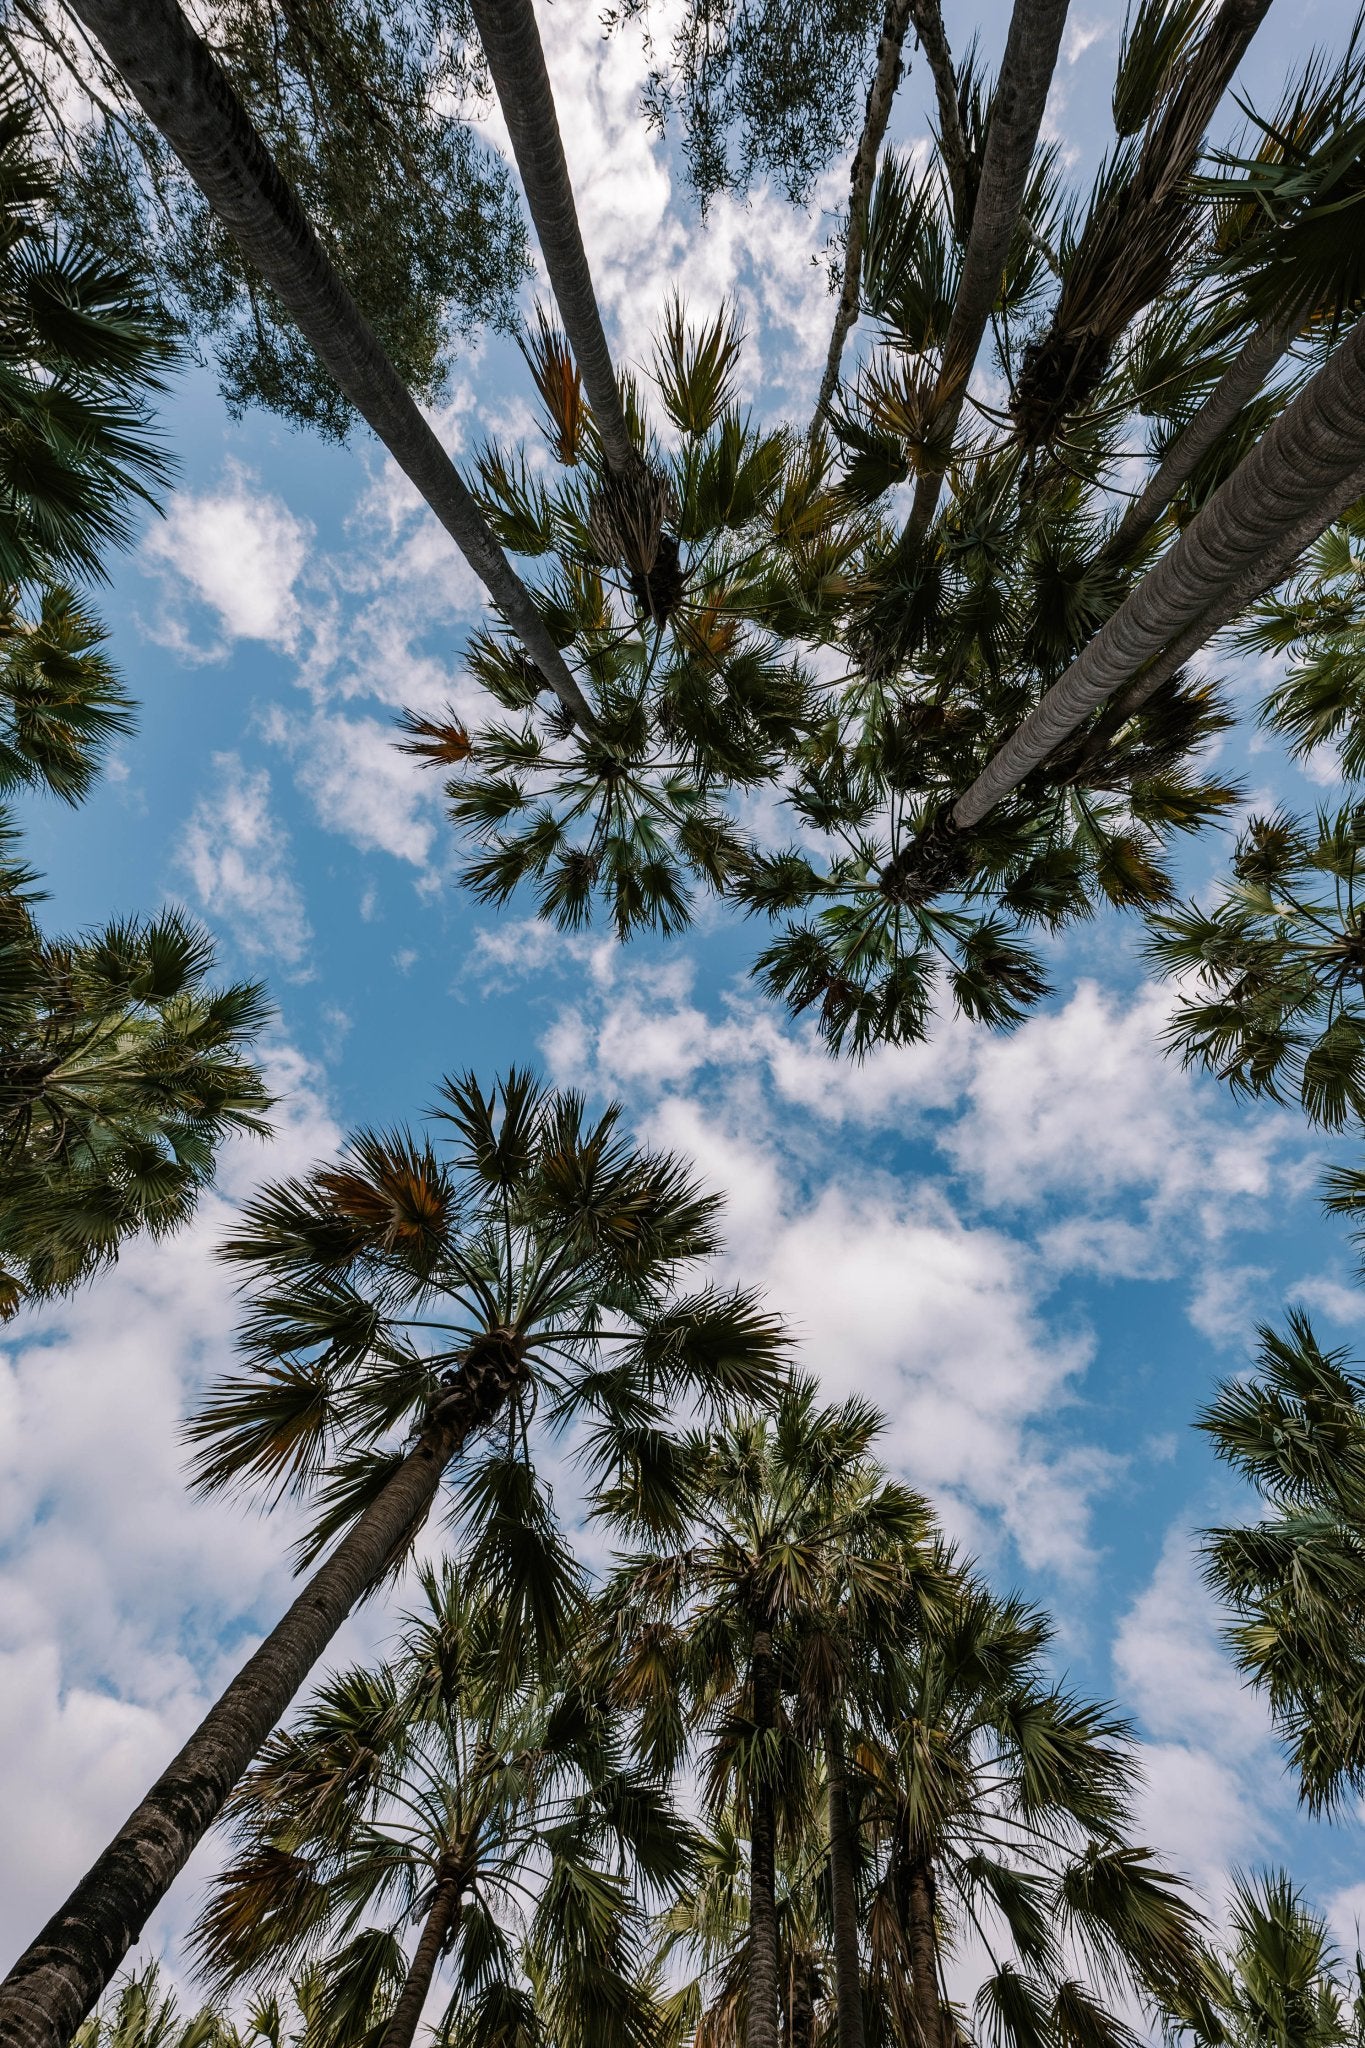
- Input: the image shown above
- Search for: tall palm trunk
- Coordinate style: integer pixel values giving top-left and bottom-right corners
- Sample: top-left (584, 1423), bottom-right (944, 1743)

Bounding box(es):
top-left (788, 1953), bottom-right (817, 2048)
top-left (949, 310), bottom-right (1365, 830)
top-left (467, 0), bottom-right (634, 475)
top-left (64, 0), bottom-right (593, 731)
top-left (1104, 309), bottom-right (1300, 563)
top-left (904, 0), bottom-right (1072, 543)
top-left (910, 0), bottom-right (971, 230)
top-left (377, 1871), bottom-right (464, 2048)
top-left (748, 1629), bottom-right (782, 2048)
top-left (901, 1842), bottom-right (944, 2048)
top-left (0, 1360), bottom-right (519, 2048)
top-left (825, 1719), bottom-right (866, 2048)
top-left (811, 0), bottom-right (915, 432)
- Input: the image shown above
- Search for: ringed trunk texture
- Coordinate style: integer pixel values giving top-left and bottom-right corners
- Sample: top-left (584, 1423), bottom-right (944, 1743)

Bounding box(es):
top-left (811, 0), bottom-right (914, 431)
top-left (747, 1631), bottom-right (782, 2048)
top-left (0, 1364), bottom-right (516, 2048)
top-left (64, 0), bottom-right (593, 730)
top-left (826, 1720), bottom-right (866, 2048)
top-left (1105, 309), bottom-right (1300, 563)
top-left (903, 1847), bottom-right (945, 2048)
top-left (905, 0), bottom-right (1072, 541)
top-left (951, 310), bottom-right (1365, 829)
top-left (377, 1874), bottom-right (464, 2048)
top-left (910, 0), bottom-right (971, 230)
top-left (468, 0), bottom-right (634, 475)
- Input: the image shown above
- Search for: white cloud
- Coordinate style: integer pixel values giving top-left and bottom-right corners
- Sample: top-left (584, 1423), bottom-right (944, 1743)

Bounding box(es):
top-left (262, 709), bottom-right (440, 868)
top-left (143, 463), bottom-right (314, 656)
top-left (179, 753), bottom-right (313, 971)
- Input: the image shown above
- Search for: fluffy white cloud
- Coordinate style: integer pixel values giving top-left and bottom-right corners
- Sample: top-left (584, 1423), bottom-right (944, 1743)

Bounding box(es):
top-left (179, 753), bottom-right (314, 971)
top-left (142, 463), bottom-right (314, 657)
top-left (262, 708), bottom-right (440, 868)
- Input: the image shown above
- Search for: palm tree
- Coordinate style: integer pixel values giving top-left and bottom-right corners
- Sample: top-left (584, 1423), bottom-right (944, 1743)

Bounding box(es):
top-left (1200, 1311), bottom-right (1365, 1814)
top-left (63, 0), bottom-right (592, 728)
top-left (596, 1380), bottom-right (939, 2048)
top-left (1165, 1868), bottom-right (1362, 2048)
top-left (466, 0), bottom-right (636, 479)
top-left (903, 0), bottom-right (1071, 544)
top-left (72, 1969), bottom-right (229, 2048)
top-left (859, 1574), bottom-right (1208, 2048)
top-left (0, 889), bottom-right (272, 1316)
top-left (195, 1564), bottom-right (690, 2048)
top-left (0, 587), bottom-right (133, 806)
top-left (0, 1069), bottom-right (785, 2048)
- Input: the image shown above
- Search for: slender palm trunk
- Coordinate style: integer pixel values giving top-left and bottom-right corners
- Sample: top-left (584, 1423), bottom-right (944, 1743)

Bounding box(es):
top-left (378, 1873), bottom-right (464, 2048)
top-left (901, 1844), bottom-right (944, 2048)
top-left (468, 0), bottom-right (634, 474)
top-left (747, 1630), bottom-right (781, 2048)
top-left (904, 0), bottom-right (1072, 543)
top-left (64, 0), bottom-right (592, 730)
top-left (826, 1720), bottom-right (866, 2048)
top-left (811, 0), bottom-right (914, 432)
top-left (0, 1363), bottom-right (518, 2048)
top-left (949, 310), bottom-right (1365, 829)
top-left (910, 0), bottom-right (970, 229)
top-left (788, 1953), bottom-right (817, 2048)
top-left (1105, 309), bottom-right (1300, 563)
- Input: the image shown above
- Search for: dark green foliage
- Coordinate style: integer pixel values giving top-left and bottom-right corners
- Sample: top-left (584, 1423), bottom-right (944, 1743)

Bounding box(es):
top-left (0, 585), bottom-right (134, 804)
top-left (0, 879), bottom-right (272, 1316)
top-left (1247, 507), bottom-right (1365, 776)
top-left (604, 0), bottom-right (887, 207)
top-left (0, 78), bottom-right (172, 585)
top-left (1201, 1312), bottom-right (1365, 1813)
top-left (1147, 804), bottom-right (1365, 1126)
top-left (8, 0), bottom-right (528, 437)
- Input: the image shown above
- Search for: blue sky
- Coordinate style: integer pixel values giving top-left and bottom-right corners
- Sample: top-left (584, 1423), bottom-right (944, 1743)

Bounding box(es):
top-left (3, 0), bottom-right (1364, 2006)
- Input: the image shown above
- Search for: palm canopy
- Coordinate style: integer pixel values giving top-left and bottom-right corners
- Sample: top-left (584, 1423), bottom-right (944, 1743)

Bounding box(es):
top-left (0, 882), bottom-right (271, 1317)
top-left (194, 1563), bottom-right (689, 2048)
top-left (1165, 1868), bottom-right (1364, 2048)
top-left (196, 1068), bottom-right (787, 1636)
top-left (859, 1575), bottom-right (1207, 2048)
top-left (1200, 1310), bottom-right (1365, 1813)
top-left (0, 71), bottom-right (172, 588)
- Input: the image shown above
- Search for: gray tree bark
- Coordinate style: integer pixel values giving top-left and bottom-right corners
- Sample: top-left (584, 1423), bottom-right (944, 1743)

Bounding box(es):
top-left (467, 0), bottom-right (635, 475)
top-left (952, 311), bottom-right (1365, 827)
top-left (905, 0), bottom-right (1072, 542)
top-left (0, 1363), bottom-right (517, 2048)
top-left (811, 0), bottom-right (915, 433)
top-left (64, 0), bottom-right (593, 730)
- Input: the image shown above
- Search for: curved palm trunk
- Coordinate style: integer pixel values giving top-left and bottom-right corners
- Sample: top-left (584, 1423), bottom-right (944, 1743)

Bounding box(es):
top-left (949, 309), bottom-right (1365, 829)
top-left (378, 1874), bottom-right (464, 2048)
top-left (825, 1720), bottom-right (866, 2048)
top-left (904, 0), bottom-right (1072, 543)
top-left (64, 0), bottom-right (593, 731)
top-left (910, 0), bottom-right (970, 230)
top-left (0, 1364), bottom-right (518, 2048)
top-left (748, 1630), bottom-right (781, 2048)
top-left (468, 0), bottom-right (634, 475)
top-left (1104, 310), bottom-right (1300, 564)
top-left (811, 0), bottom-right (915, 432)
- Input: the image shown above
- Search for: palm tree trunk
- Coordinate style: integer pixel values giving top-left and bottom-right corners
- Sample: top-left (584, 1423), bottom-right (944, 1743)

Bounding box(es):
top-left (904, 0), bottom-right (1072, 543)
top-left (0, 1364), bottom-right (518, 2048)
top-left (789, 1954), bottom-right (817, 2048)
top-left (811, 0), bottom-right (914, 433)
top-left (747, 1630), bottom-right (781, 2048)
top-left (910, 0), bottom-right (970, 230)
top-left (64, 0), bottom-right (593, 731)
top-left (902, 1845), bottom-right (944, 2048)
top-left (1104, 309), bottom-right (1300, 563)
top-left (467, 0), bottom-right (634, 475)
top-left (949, 309), bottom-right (1365, 829)
top-left (826, 1719), bottom-right (866, 2048)
top-left (378, 1873), bottom-right (464, 2048)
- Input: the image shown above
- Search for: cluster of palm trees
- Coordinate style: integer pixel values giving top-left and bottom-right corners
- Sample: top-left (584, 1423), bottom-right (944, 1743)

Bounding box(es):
top-left (6, 1), bottom-right (1365, 2047)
